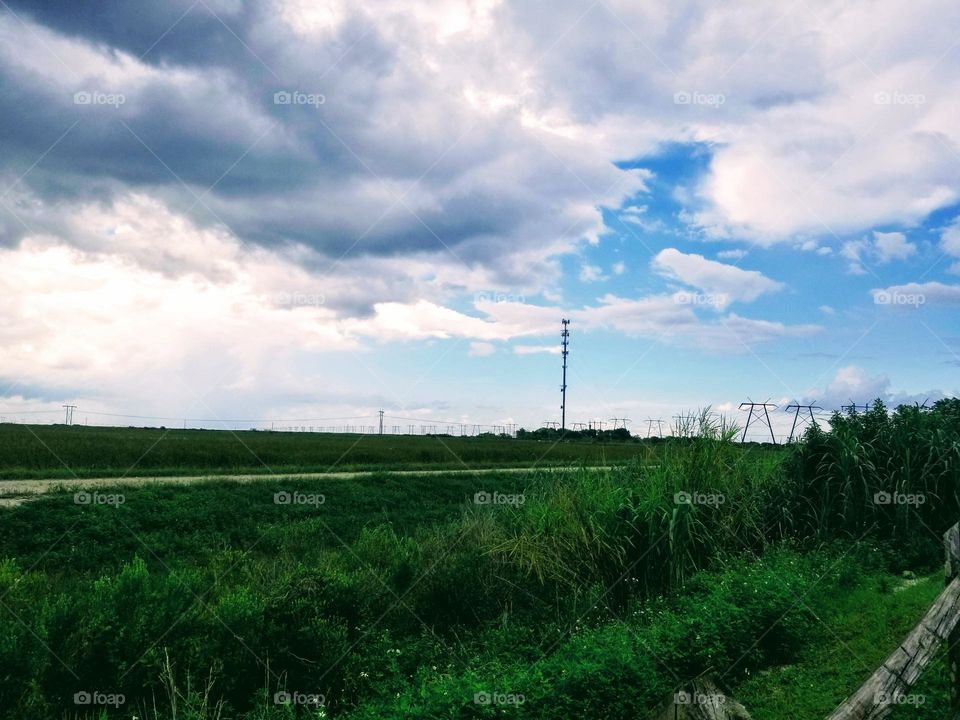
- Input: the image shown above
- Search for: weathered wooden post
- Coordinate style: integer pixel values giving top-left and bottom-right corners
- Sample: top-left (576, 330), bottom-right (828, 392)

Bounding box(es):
top-left (946, 522), bottom-right (960, 717)
top-left (826, 521), bottom-right (960, 719)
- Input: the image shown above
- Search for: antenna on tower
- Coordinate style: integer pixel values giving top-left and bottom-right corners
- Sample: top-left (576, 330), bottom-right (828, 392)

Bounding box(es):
top-left (560, 319), bottom-right (570, 431)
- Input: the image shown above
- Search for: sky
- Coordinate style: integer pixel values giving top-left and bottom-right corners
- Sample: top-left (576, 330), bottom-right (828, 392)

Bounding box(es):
top-left (1, 0), bottom-right (959, 439)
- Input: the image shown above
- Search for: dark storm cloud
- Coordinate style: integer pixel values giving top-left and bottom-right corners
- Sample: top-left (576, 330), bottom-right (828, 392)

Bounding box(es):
top-left (0, 0), bottom-right (645, 305)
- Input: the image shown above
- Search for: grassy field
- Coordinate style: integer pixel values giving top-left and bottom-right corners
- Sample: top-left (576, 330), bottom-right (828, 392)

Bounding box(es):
top-left (0, 424), bottom-right (659, 479)
top-left (1, 401), bottom-right (959, 719)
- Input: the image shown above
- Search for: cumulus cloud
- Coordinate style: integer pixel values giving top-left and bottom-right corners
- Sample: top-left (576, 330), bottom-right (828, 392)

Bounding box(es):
top-left (812, 365), bottom-right (948, 411)
top-left (651, 248), bottom-right (783, 308)
top-left (842, 231), bottom-right (917, 273)
top-left (871, 281), bottom-right (960, 305)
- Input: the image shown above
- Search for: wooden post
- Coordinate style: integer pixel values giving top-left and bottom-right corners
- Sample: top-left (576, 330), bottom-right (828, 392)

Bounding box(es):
top-left (946, 522), bottom-right (960, 716)
top-left (650, 676), bottom-right (751, 719)
top-left (827, 523), bottom-right (960, 720)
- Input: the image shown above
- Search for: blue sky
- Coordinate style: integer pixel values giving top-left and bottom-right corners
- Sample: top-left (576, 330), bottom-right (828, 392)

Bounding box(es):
top-left (0, 0), bottom-right (958, 439)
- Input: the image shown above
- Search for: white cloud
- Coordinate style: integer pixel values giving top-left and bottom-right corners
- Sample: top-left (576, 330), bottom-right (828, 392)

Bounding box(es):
top-left (841, 231), bottom-right (916, 273)
top-left (940, 217), bottom-right (960, 258)
top-left (468, 341), bottom-right (496, 357)
top-left (611, 261), bottom-right (626, 275)
top-left (514, 345), bottom-right (560, 355)
top-left (579, 264), bottom-right (607, 283)
top-left (716, 249), bottom-right (746, 260)
top-left (871, 281), bottom-right (960, 305)
top-left (651, 248), bottom-right (783, 307)
top-left (819, 305), bottom-right (835, 315)
top-left (872, 231), bottom-right (916, 263)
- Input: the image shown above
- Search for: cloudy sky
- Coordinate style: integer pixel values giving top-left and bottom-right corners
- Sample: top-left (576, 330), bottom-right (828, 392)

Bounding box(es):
top-left (1, 0), bottom-right (958, 437)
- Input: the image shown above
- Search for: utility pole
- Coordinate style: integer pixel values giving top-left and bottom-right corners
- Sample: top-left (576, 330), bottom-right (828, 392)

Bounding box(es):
top-left (62, 404), bottom-right (77, 425)
top-left (379, 410), bottom-right (384, 435)
top-left (560, 319), bottom-right (570, 431)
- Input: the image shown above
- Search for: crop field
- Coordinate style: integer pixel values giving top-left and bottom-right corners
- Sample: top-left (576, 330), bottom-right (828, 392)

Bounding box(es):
top-left (1, 401), bottom-right (959, 719)
top-left (0, 424), bottom-right (659, 480)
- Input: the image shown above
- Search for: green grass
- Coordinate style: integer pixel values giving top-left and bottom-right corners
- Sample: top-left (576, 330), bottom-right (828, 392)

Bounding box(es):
top-left (0, 470), bottom-right (535, 573)
top-left (2, 400), bottom-right (958, 719)
top-left (735, 571), bottom-right (946, 717)
top-left (0, 424), bottom-right (658, 479)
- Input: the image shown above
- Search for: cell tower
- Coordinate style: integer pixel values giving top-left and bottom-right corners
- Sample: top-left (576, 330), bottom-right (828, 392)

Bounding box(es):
top-left (739, 401), bottom-right (778, 444)
top-left (560, 319), bottom-right (570, 431)
top-left (785, 403), bottom-right (821, 442)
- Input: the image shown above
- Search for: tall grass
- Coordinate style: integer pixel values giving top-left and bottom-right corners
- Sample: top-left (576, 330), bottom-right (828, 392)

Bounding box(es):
top-left (786, 398), bottom-right (960, 564)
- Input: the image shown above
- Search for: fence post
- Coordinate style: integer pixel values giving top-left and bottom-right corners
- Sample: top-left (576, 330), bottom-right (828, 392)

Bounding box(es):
top-left (946, 522), bottom-right (960, 716)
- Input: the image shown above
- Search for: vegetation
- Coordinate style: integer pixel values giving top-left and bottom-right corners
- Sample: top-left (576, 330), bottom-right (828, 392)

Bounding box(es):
top-left (0, 424), bottom-right (655, 479)
top-left (1, 399), bottom-right (958, 718)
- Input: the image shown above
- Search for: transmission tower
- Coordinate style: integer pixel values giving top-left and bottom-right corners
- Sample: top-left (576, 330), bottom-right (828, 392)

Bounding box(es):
top-left (62, 404), bottom-right (77, 425)
top-left (739, 401), bottom-right (778, 444)
top-left (785, 403), bottom-right (822, 442)
top-left (608, 417), bottom-right (631, 430)
top-left (560, 319), bottom-right (570, 431)
top-left (645, 418), bottom-right (664, 438)
top-left (543, 421), bottom-right (559, 429)
top-left (841, 401), bottom-right (870, 414)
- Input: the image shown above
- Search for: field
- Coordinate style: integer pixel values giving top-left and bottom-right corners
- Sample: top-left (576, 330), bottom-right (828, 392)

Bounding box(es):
top-left (1, 401), bottom-right (959, 718)
top-left (0, 424), bottom-right (655, 479)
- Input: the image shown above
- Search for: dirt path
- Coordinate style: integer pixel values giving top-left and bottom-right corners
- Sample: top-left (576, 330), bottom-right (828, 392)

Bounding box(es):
top-left (0, 465), bottom-right (612, 507)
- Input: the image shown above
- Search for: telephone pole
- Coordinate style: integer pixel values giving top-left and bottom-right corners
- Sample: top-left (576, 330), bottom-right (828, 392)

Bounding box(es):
top-left (560, 319), bottom-right (570, 431)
